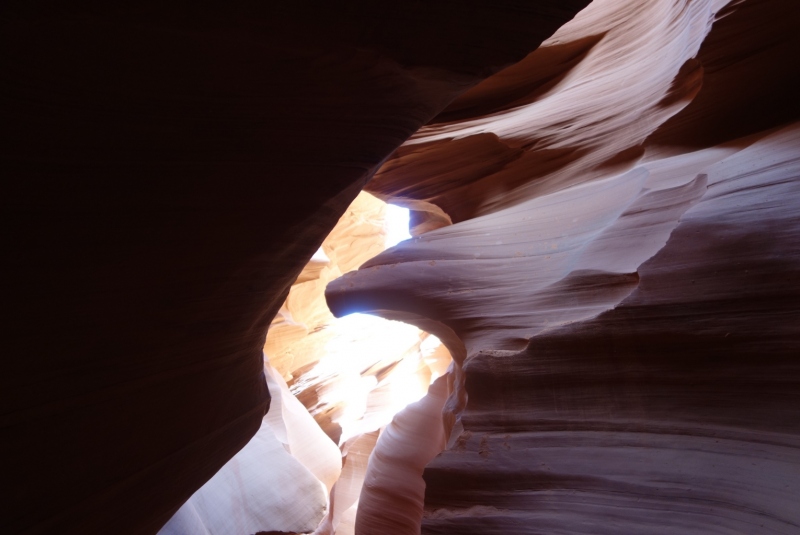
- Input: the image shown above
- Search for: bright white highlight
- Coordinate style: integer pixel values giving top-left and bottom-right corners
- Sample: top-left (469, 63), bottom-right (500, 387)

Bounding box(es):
top-left (310, 247), bottom-right (330, 263)
top-left (259, 192), bottom-right (449, 535)
top-left (286, 198), bottom-right (447, 448)
top-left (384, 203), bottom-right (411, 248)
top-left (321, 313), bottom-right (426, 443)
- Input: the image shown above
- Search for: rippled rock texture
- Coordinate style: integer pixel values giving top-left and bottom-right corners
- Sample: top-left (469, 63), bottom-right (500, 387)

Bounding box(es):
top-left (1, 2), bottom-right (588, 533)
top-left (327, 0), bottom-right (800, 533)
top-left (5, 0), bottom-right (800, 533)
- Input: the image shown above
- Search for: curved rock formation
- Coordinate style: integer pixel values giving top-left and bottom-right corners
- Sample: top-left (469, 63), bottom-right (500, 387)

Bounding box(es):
top-left (354, 375), bottom-right (450, 535)
top-left (163, 190), bottom-right (452, 534)
top-left (420, 124), bottom-right (800, 534)
top-left (160, 362), bottom-right (337, 535)
top-left (366, 0), bottom-right (733, 223)
top-left (263, 192), bottom-right (439, 446)
top-left (6, 0), bottom-right (799, 532)
top-left (326, 0), bottom-right (800, 533)
top-left (2, 2), bottom-right (588, 533)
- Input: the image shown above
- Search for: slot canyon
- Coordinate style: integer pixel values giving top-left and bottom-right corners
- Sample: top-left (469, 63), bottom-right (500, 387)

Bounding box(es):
top-left (2, 1), bottom-right (799, 534)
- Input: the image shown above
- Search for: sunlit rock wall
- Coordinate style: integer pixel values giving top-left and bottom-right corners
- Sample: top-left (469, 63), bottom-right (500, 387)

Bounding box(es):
top-left (265, 192), bottom-right (450, 447)
top-left (264, 193), bottom-right (452, 535)
top-left (161, 192), bottom-right (451, 534)
top-left (328, 0), bottom-right (800, 533)
top-left (159, 364), bottom-right (338, 535)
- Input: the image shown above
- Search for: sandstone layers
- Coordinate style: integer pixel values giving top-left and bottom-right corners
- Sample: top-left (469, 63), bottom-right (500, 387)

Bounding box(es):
top-left (327, 0), bottom-right (800, 533)
top-left (3, 0), bottom-right (799, 533)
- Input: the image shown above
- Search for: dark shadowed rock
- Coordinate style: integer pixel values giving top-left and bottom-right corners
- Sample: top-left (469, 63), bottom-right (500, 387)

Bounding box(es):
top-left (0, 1), bottom-right (588, 533)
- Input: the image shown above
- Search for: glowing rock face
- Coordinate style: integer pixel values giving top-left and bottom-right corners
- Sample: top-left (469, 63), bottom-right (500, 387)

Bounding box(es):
top-left (354, 375), bottom-right (450, 535)
top-left (369, 0), bottom-right (736, 224)
top-left (264, 192), bottom-right (448, 448)
top-left (162, 191), bottom-right (450, 534)
top-left (270, 194), bottom-right (450, 535)
top-left (159, 364), bottom-right (333, 535)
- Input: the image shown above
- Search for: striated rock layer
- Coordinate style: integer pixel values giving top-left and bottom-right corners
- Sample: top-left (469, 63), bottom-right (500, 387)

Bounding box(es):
top-left (420, 125), bottom-right (800, 534)
top-left (5, 0), bottom-right (799, 532)
top-left (327, 0), bottom-right (800, 533)
top-left (354, 375), bottom-right (450, 535)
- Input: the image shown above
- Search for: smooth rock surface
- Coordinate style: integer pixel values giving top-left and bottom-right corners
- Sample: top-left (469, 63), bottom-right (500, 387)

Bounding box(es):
top-left (354, 376), bottom-right (450, 535)
top-left (159, 362), bottom-right (333, 535)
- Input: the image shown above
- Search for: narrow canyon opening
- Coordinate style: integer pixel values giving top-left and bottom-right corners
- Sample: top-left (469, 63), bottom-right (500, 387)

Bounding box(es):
top-left (160, 192), bottom-right (453, 535)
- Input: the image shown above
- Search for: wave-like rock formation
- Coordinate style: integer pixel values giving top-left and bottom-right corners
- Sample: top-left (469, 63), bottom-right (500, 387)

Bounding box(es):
top-left (1, 2), bottom-right (588, 533)
top-left (326, 0), bottom-right (800, 533)
top-left (5, 0), bottom-right (800, 533)
top-left (420, 125), bottom-right (800, 534)
top-left (354, 376), bottom-right (450, 535)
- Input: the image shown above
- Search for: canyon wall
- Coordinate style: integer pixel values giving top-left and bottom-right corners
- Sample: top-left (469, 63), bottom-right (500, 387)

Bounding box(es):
top-left (4, 0), bottom-right (799, 533)
top-left (1, 2), bottom-right (588, 533)
top-left (327, 0), bottom-right (800, 533)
